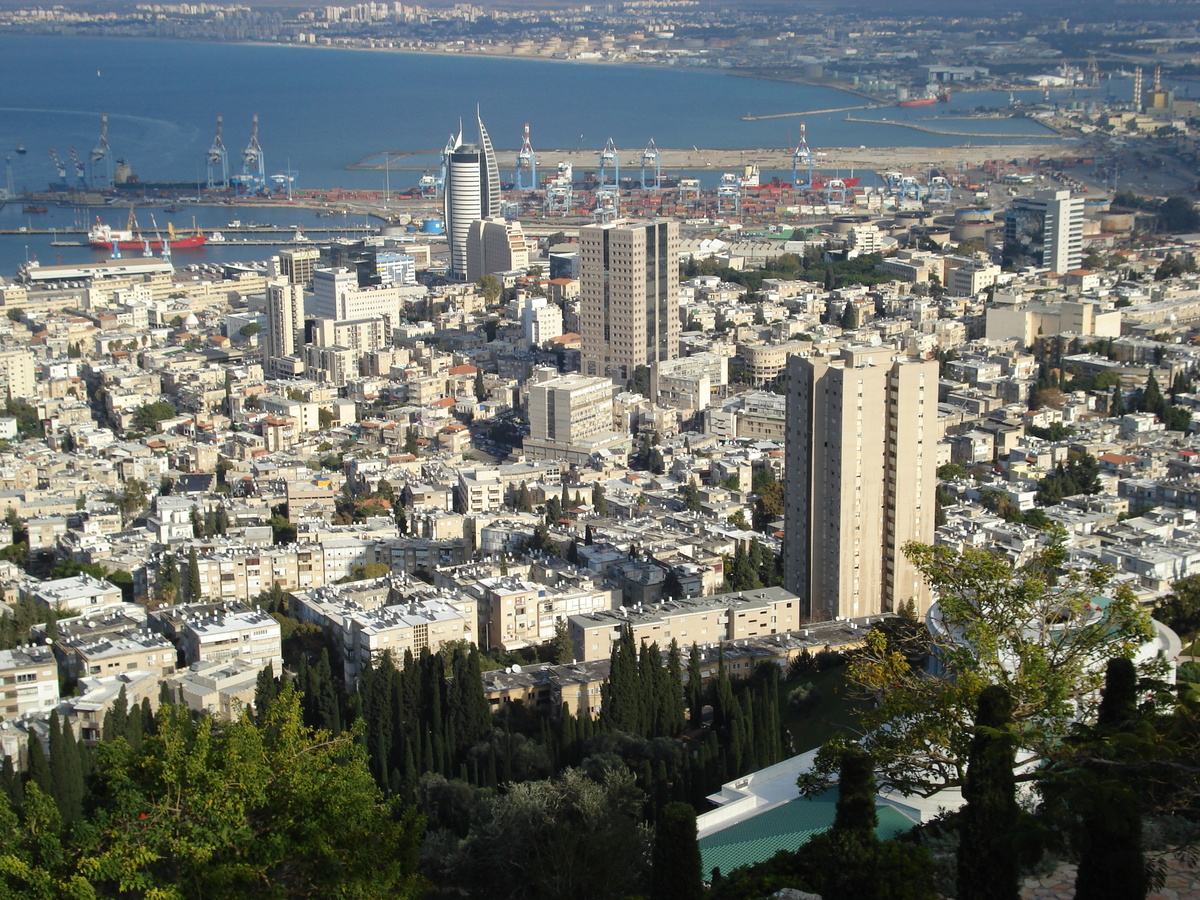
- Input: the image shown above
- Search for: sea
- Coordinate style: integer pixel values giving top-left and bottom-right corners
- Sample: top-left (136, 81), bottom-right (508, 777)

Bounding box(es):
top-left (0, 33), bottom-right (1114, 276)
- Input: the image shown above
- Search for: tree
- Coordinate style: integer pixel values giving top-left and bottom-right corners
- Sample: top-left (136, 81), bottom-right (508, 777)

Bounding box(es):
top-left (803, 535), bottom-right (1156, 797)
top-left (474, 367), bottom-right (487, 401)
top-left (592, 484), bottom-right (608, 517)
top-left (1153, 574), bottom-right (1200, 642)
top-left (403, 427), bottom-right (419, 456)
top-left (957, 685), bottom-right (1020, 900)
top-left (238, 322), bottom-right (261, 338)
top-left (651, 802), bottom-right (703, 900)
top-left (477, 274), bottom-right (502, 305)
top-left (186, 546), bottom-right (201, 601)
top-left (687, 642), bottom-right (705, 728)
top-left (438, 768), bottom-right (647, 899)
top-left (752, 479), bottom-right (784, 532)
top-left (551, 620), bottom-right (574, 665)
top-left (797, 749), bottom-right (883, 900)
top-left (76, 688), bottom-right (426, 898)
top-left (680, 478), bottom-right (702, 513)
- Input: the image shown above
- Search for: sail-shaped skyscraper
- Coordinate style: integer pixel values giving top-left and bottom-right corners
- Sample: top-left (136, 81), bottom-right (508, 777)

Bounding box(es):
top-left (444, 111), bottom-right (501, 281)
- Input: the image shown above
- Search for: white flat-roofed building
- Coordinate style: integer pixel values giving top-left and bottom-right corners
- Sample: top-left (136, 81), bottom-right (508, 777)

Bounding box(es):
top-left (24, 574), bottom-right (125, 616)
top-left (179, 608), bottom-right (282, 669)
top-left (171, 659), bottom-right (263, 720)
top-left (0, 646), bottom-right (59, 717)
top-left (60, 630), bottom-right (177, 680)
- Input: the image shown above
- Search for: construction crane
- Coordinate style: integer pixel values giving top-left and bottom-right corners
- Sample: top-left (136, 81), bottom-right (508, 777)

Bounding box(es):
top-left (597, 137), bottom-right (619, 191)
top-left (89, 114), bottom-right (114, 188)
top-left (515, 123), bottom-right (537, 191)
top-left (233, 114), bottom-right (265, 196)
top-left (640, 139), bottom-right (662, 191)
top-left (69, 148), bottom-right (86, 188)
top-left (792, 122), bottom-right (813, 190)
top-left (48, 148), bottom-right (67, 189)
top-left (206, 115), bottom-right (229, 191)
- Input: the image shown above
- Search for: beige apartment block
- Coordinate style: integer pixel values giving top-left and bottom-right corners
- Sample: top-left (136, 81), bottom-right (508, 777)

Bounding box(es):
top-left (567, 586), bottom-right (801, 662)
top-left (580, 219), bottom-right (680, 384)
top-left (785, 346), bottom-right (937, 622)
top-left (60, 630), bottom-right (177, 680)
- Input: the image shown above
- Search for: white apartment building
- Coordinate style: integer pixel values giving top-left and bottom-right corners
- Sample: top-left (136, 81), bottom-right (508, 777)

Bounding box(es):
top-left (180, 608), bottom-right (283, 669)
top-left (1003, 189), bottom-right (1085, 274)
top-left (520, 294), bottom-right (564, 347)
top-left (0, 646), bottom-right (59, 717)
top-left (524, 373), bottom-right (626, 462)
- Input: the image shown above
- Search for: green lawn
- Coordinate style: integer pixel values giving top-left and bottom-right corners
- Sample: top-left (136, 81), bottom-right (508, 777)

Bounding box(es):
top-left (778, 666), bottom-right (872, 753)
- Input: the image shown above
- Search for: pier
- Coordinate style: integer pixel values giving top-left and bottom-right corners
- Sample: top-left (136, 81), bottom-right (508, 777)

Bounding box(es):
top-left (739, 104), bottom-right (882, 121)
top-left (841, 116), bottom-right (1062, 139)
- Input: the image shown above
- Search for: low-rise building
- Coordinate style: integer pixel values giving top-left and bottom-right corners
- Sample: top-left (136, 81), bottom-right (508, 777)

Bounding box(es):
top-left (179, 608), bottom-right (283, 669)
top-left (0, 646), bottom-right (59, 717)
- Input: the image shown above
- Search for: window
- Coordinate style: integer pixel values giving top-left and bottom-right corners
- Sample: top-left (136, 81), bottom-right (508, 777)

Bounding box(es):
top-left (15, 673), bottom-right (36, 684)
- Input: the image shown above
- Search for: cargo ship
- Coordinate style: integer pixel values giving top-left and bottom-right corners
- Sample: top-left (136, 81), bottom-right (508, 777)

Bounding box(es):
top-left (898, 91), bottom-right (951, 108)
top-left (89, 215), bottom-right (206, 251)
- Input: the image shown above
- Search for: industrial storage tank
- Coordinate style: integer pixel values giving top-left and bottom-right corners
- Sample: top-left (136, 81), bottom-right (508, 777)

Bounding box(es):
top-left (1101, 213), bottom-right (1135, 233)
top-left (422, 218), bottom-right (445, 235)
top-left (894, 210), bottom-right (927, 226)
top-left (831, 214), bottom-right (872, 234)
top-left (955, 207), bottom-right (994, 224)
top-left (952, 207), bottom-right (995, 242)
top-left (912, 225), bottom-right (953, 247)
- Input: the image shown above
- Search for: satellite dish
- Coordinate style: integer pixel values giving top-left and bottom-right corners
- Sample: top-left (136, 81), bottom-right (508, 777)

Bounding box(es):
top-left (512, 664), bottom-right (522, 674)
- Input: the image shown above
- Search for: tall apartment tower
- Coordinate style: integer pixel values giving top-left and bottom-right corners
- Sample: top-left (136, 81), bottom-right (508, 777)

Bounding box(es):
top-left (784, 346), bottom-right (938, 623)
top-left (1002, 189), bottom-right (1085, 275)
top-left (444, 112), bottom-right (501, 281)
top-left (580, 219), bottom-right (680, 384)
top-left (264, 278), bottom-right (306, 378)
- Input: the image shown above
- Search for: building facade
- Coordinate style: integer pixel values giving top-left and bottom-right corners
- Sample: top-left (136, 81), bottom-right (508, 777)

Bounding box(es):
top-left (1003, 189), bottom-right (1085, 274)
top-left (444, 113), bottom-right (501, 281)
top-left (580, 219), bottom-right (680, 384)
top-left (466, 217), bottom-right (529, 283)
top-left (785, 347), bottom-right (938, 622)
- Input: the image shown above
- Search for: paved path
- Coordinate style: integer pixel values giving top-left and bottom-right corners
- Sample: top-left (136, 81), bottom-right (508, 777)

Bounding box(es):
top-left (1022, 856), bottom-right (1200, 899)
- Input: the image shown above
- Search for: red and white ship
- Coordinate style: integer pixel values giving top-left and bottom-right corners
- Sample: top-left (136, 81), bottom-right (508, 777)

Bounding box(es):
top-left (89, 213), bottom-right (206, 251)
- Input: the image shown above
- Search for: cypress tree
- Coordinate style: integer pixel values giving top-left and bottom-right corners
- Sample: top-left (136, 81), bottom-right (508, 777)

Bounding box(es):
top-left (1074, 659), bottom-right (1149, 900)
top-left (1096, 657), bottom-right (1138, 727)
top-left (833, 748), bottom-right (877, 836)
top-left (25, 734), bottom-right (50, 797)
top-left (665, 640), bottom-right (685, 737)
top-left (103, 686), bottom-right (129, 742)
top-left (255, 662), bottom-right (279, 720)
top-left (187, 546), bottom-right (201, 601)
top-left (1110, 386), bottom-right (1125, 418)
top-left (0, 755), bottom-right (23, 809)
top-left (957, 685), bottom-right (1020, 900)
top-left (687, 643), bottom-right (704, 728)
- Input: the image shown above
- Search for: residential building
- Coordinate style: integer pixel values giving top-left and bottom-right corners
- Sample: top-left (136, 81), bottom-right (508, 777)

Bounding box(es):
top-left (0, 646), bottom-right (59, 717)
top-left (520, 294), bottom-right (564, 347)
top-left (310, 268), bottom-right (404, 324)
top-left (24, 574), bottom-right (125, 616)
top-left (264, 278), bottom-right (306, 378)
top-left (0, 349), bottom-right (35, 401)
top-left (524, 373), bottom-right (627, 463)
top-left (444, 113), bottom-right (501, 280)
top-left (785, 346), bottom-right (938, 622)
top-left (580, 219), bottom-right (680, 383)
top-left (59, 630), bottom-right (177, 680)
top-left (276, 247), bottom-right (320, 287)
top-left (179, 608), bottom-right (283, 669)
top-left (466, 217), bottom-right (529, 283)
top-left (1003, 189), bottom-right (1085, 274)
top-left (567, 586), bottom-right (802, 663)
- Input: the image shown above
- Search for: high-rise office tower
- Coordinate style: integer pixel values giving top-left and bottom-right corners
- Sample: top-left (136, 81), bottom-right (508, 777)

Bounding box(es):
top-left (579, 219), bottom-right (680, 384)
top-left (466, 216), bottom-right (529, 282)
top-left (444, 112), bottom-right (501, 281)
top-left (264, 278), bottom-right (306, 378)
top-left (1002, 189), bottom-right (1085, 275)
top-left (784, 346), bottom-right (938, 622)
top-left (277, 247), bottom-right (320, 288)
